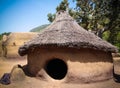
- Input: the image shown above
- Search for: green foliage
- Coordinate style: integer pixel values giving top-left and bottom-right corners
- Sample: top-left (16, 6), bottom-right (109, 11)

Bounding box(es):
top-left (102, 31), bottom-right (110, 40)
top-left (47, 0), bottom-right (69, 22)
top-left (116, 32), bottom-right (120, 52)
top-left (47, 13), bottom-right (55, 23)
top-left (30, 24), bottom-right (49, 32)
top-left (56, 0), bottom-right (69, 12)
top-left (115, 43), bottom-right (120, 52)
top-left (102, 29), bottom-right (120, 52)
top-left (74, 0), bottom-right (120, 36)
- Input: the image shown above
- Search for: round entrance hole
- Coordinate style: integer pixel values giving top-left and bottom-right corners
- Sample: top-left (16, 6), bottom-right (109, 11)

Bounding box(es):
top-left (44, 58), bottom-right (68, 80)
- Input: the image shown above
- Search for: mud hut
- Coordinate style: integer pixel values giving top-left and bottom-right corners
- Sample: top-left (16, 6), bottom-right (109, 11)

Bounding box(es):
top-left (18, 11), bottom-right (118, 83)
top-left (2, 32), bottom-right (37, 58)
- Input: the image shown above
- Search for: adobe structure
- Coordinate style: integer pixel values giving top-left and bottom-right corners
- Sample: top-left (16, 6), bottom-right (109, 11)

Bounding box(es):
top-left (1, 32), bottom-right (37, 58)
top-left (18, 11), bottom-right (118, 83)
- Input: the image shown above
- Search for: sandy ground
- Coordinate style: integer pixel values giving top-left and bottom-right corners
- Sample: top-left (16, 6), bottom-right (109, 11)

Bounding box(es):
top-left (0, 57), bottom-right (120, 88)
top-left (0, 58), bottom-right (27, 78)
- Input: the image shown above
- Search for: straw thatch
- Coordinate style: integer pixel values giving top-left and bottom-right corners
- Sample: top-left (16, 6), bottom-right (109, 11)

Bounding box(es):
top-left (19, 11), bottom-right (118, 56)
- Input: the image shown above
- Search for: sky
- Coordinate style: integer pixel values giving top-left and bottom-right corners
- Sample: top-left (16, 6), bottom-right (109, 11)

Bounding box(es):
top-left (0, 0), bottom-right (75, 34)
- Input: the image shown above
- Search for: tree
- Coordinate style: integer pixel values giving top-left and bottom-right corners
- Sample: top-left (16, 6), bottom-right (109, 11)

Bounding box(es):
top-left (74, 0), bottom-right (120, 51)
top-left (106, 0), bottom-right (120, 44)
top-left (47, 13), bottom-right (55, 23)
top-left (74, 0), bottom-right (119, 37)
top-left (47, 0), bottom-right (69, 22)
top-left (56, 0), bottom-right (69, 12)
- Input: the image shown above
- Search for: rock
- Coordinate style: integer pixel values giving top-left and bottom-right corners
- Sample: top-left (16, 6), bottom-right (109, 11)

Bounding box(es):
top-left (10, 64), bottom-right (26, 82)
top-left (0, 73), bottom-right (11, 85)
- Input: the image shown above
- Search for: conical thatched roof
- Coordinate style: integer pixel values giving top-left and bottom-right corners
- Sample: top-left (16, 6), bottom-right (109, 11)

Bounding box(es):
top-left (19, 11), bottom-right (118, 56)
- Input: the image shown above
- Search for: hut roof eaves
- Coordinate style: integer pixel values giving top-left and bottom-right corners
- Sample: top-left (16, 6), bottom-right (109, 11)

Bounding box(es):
top-left (18, 11), bottom-right (118, 56)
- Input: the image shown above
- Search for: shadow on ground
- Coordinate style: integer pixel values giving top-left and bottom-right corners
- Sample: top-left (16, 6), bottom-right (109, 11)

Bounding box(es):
top-left (114, 73), bottom-right (120, 83)
top-left (113, 67), bottom-right (120, 83)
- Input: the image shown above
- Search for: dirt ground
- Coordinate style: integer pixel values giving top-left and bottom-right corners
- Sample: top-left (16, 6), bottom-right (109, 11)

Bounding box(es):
top-left (0, 57), bottom-right (120, 88)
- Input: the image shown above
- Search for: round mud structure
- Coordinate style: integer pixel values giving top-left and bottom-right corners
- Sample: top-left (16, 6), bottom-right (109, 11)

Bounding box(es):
top-left (44, 59), bottom-right (67, 80)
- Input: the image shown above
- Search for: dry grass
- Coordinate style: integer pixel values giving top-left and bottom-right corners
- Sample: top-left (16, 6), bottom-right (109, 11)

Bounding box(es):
top-left (0, 57), bottom-right (27, 78)
top-left (0, 57), bottom-right (120, 88)
top-left (5, 32), bottom-right (37, 46)
top-left (2, 32), bottom-right (37, 58)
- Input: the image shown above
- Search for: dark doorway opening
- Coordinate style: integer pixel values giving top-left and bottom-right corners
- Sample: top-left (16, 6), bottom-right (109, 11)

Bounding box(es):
top-left (44, 58), bottom-right (67, 80)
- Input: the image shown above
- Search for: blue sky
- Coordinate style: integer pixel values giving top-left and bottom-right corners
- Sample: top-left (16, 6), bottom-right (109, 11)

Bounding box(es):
top-left (0, 0), bottom-right (75, 34)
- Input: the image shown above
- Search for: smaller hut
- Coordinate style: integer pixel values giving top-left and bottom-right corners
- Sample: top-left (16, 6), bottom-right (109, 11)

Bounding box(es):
top-left (19, 11), bottom-right (118, 83)
top-left (2, 32), bottom-right (37, 58)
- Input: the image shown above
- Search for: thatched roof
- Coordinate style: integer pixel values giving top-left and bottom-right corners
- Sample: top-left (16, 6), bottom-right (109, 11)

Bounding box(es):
top-left (19, 11), bottom-right (118, 56)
